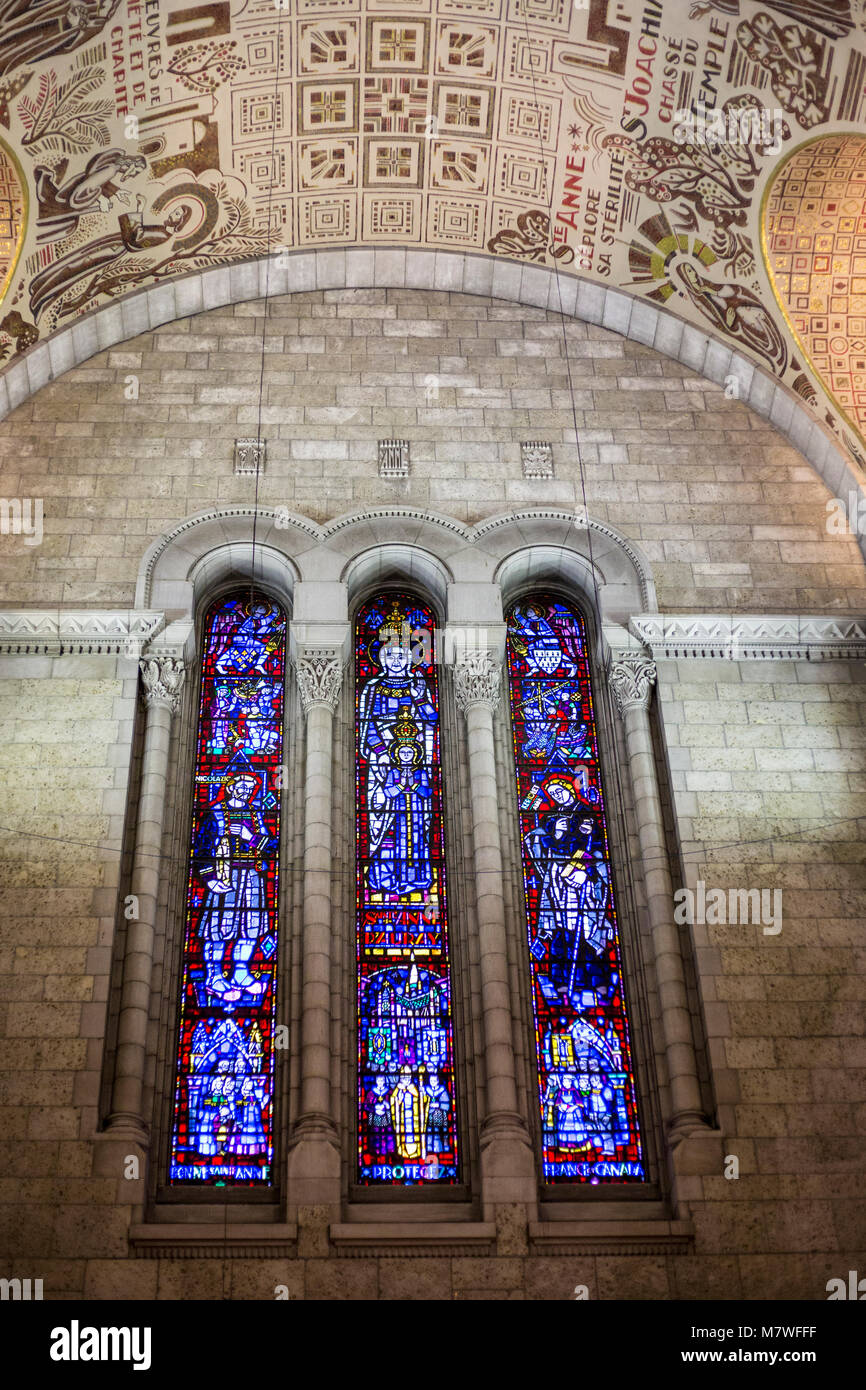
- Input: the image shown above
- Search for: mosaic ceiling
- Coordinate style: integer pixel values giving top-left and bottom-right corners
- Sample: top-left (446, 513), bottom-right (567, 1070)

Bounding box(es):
top-left (764, 133), bottom-right (866, 447)
top-left (0, 0), bottom-right (865, 460)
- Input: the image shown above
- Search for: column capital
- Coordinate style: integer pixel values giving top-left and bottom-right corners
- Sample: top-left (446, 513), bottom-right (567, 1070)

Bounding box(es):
top-left (139, 654), bottom-right (185, 714)
top-left (608, 650), bottom-right (656, 716)
top-left (295, 647), bottom-right (343, 715)
top-left (453, 647), bottom-right (502, 715)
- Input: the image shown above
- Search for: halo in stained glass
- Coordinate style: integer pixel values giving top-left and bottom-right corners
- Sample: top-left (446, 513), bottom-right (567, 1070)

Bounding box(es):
top-left (506, 595), bottom-right (645, 1183)
top-left (355, 593), bottom-right (460, 1185)
top-left (169, 592), bottom-right (286, 1185)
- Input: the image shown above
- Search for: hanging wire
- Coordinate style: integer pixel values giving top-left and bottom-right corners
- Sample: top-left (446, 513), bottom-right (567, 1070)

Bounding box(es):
top-left (248, 10), bottom-right (285, 607)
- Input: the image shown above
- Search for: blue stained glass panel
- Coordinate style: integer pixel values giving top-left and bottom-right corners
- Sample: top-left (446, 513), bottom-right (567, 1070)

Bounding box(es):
top-left (170, 593), bottom-right (286, 1185)
top-left (506, 596), bottom-right (645, 1183)
top-left (355, 594), bottom-right (460, 1184)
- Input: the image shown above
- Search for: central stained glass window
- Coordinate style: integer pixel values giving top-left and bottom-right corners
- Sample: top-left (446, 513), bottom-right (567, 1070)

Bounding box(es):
top-left (505, 595), bottom-right (645, 1183)
top-left (355, 594), bottom-right (459, 1185)
top-left (170, 592), bottom-right (286, 1184)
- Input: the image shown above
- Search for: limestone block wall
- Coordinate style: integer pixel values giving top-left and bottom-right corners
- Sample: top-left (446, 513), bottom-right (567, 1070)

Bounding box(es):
top-left (0, 287), bottom-right (864, 1300)
top-left (0, 654), bottom-right (138, 1293)
top-left (655, 655), bottom-right (866, 1298)
top-left (0, 289), bottom-right (863, 612)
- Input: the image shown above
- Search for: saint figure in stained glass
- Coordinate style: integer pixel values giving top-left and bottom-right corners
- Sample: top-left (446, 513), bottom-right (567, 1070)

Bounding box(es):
top-left (355, 594), bottom-right (459, 1184)
top-left (170, 592), bottom-right (285, 1185)
top-left (506, 595), bottom-right (644, 1183)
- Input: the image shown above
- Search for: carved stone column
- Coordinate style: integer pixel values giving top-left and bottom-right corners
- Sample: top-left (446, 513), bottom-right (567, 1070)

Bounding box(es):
top-left (106, 655), bottom-right (185, 1140)
top-left (608, 651), bottom-right (710, 1144)
top-left (454, 649), bottom-right (536, 1214)
top-left (287, 644), bottom-right (344, 1209)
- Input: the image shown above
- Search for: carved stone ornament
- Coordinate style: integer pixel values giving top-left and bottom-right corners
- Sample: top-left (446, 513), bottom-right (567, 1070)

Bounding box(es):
top-left (234, 438), bottom-right (266, 475)
top-left (140, 655), bottom-right (186, 714)
top-left (378, 439), bottom-right (409, 478)
top-left (453, 648), bottom-right (502, 714)
top-left (608, 651), bottom-right (656, 716)
top-left (296, 648), bottom-right (343, 714)
top-left (520, 440), bottom-right (554, 478)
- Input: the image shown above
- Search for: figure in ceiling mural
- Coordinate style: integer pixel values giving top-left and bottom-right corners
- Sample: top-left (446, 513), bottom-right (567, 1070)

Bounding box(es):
top-left (0, 0), bottom-right (122, 78)
top-left (30, 195), bottom-right (190, 320)
top-left (0, 0), bottom-right (863, 464)
top-left (35, 149), bottom-right (146, 244)
top-left (29, 169), bottom-right (271, 326)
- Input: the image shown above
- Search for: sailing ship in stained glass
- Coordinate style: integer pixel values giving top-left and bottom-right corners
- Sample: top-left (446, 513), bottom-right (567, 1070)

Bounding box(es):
top-left (506, 596), bottom-right (645, 1183)
top-left (170, 593), bottom-right (285, 1184)
top-left (355, 594), bottom-right (459, 1184)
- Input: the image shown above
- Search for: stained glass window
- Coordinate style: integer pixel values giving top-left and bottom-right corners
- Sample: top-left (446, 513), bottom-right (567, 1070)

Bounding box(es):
top-left (506, 596), bottom-right (645, 1183)
top-left (355, 594), bottom-right (459, 1184)
top-left (170, 592), bottom-right (286, 1184)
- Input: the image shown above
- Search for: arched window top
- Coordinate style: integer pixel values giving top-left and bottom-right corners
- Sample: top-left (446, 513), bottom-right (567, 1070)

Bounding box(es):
top-left (505, 593), bottom-right (645, 1184)
top-left (170, 591), bottom-right (287, 1186)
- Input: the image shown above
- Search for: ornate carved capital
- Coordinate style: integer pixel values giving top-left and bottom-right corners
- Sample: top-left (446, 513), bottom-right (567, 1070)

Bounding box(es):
top-left (296, 648), bottom-right (343, 715)
top-left (608, 651), bottom-right (656, 716)
top-left (453, 648), bottom-right (502, 714)
top-left (140, 655), bottom-right (185, 714)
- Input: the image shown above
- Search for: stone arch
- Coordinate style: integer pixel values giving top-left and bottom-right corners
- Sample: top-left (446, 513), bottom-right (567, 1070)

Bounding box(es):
top-left (4, 248), bottom-right (862, 555)
top-left (137, 508), bottom-right (302, 626)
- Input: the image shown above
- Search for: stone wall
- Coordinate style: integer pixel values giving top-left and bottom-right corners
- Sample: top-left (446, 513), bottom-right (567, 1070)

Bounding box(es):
top-left (0, 288), bottom-right (864, 1300)
top-left (0, 656), bottom-right (139, 1294)
top-left (1, 290), bottom-right (863, 612)
top-left (656, 654), bottom-right (866, 1297)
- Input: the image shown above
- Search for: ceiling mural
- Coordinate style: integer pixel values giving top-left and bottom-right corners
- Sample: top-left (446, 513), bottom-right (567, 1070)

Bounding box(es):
top-left (0, 0), bottom-right (865, 461)
top-left (763, 132), bottom-right (866, 447)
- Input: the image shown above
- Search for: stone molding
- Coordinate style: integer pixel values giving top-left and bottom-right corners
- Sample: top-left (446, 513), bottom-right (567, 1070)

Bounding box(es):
top-left (295, 647), bottom-right (344, 714)
top-left (140, 655), bottom-right (186, 714)
top-left (630, 614), bottom-right (866, 661)
top-left (609, 652), bottom-right (657, 716)
top-left (138, 505), bottom-right (656, 615)
top-left (453, 648), bottom-right (502, 714)
top-left (130, 1224), bottom-right (297, 1259)
top-left (0, 609), bottom-right (164, 656)
top-left (1, 249), bottom-right (859, 530)
top-left (329, 1223), bottom-right (497, 1257)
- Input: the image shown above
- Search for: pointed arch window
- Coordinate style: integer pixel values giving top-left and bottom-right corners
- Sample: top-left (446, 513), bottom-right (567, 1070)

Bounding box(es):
top-left (355, 593), bottom-right (459, 1185)
top-left (505, 595), bottom-right (645, 1183)
top-left (169, 592), bottom-right (286, 1185)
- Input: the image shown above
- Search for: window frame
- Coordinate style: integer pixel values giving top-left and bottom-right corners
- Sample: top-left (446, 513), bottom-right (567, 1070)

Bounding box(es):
top-left (346, 581), bottom-right (476, 1207)
top-left (500, 582), bottom-right (665, 1203)
top-left (149, 581), bottom-right (294, 1211)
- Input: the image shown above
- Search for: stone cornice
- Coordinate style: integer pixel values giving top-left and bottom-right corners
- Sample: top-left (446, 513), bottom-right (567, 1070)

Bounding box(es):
top-left (0, 610), bottom-right (164, 656)
top-left (630, 614), bottom-right (866, 661)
